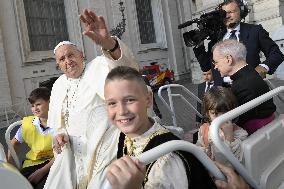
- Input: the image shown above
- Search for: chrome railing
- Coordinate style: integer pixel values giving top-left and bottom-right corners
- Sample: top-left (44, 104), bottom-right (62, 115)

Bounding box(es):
top-left (209, 86), bottom-right (284, 189)
top-left (102, 140), bottom-right (225, 189)
top-left (158, 84), bottom-right (202, 127)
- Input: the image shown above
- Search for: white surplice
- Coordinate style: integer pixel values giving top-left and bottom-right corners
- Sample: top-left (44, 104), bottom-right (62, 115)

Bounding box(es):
top-left (94, 122), bottom-right (188, 189)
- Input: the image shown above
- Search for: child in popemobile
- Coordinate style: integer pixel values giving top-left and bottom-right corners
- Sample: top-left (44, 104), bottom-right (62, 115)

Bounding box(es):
top-left (196, 86), bottom-right (248, 164)
top-left (7, 87), bottom-right (54, 189)
top-left (102, 66), bottom-right (217, 189)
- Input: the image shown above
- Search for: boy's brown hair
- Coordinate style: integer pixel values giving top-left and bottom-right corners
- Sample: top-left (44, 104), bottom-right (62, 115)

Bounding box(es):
top-left (28, 87), bottom-right (51, 104)
top-left (105, 66), bottom-right (148, 93)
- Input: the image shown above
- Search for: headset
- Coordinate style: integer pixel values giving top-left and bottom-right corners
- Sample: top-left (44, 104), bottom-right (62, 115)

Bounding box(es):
top-left (220, 0), bottom-right (249, 19)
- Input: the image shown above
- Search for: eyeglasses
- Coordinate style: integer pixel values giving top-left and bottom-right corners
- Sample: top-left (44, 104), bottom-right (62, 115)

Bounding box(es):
top-left (212, 54), bottom-right (232, 65)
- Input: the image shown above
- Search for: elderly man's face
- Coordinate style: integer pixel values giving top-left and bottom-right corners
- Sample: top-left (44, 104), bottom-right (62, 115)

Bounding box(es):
top-left (212, 48), bottom-right (232, 77)
top-left (55, 45), bottom-right (85, 79)
top-left (222, 2), bottom-right (241, 28)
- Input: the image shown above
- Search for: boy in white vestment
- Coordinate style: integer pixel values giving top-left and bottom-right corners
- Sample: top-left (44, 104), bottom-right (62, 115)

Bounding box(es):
top-left (103, 66), bottom-right (217, 189)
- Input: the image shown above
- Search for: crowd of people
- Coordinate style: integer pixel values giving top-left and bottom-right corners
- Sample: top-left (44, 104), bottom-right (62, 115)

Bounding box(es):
top-left (5, 0), bottom-right (284, 189)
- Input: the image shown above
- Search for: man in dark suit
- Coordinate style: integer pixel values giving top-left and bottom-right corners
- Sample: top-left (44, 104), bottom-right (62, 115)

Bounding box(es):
top-left (191, 70), bottom-right (214, 144)
top-left (196, 70), bottom-right (214, 124)
top-left (193, 0), bottom-right (284, 86)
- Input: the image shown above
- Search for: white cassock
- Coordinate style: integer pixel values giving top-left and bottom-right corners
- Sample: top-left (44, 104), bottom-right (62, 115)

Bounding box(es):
top-left (44, 38), bottom-right (138, 189)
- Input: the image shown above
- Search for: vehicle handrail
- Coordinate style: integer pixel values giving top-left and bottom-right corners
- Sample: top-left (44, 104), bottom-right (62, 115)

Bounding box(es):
top-left (209, 86), bottom-right (284, 189)
top-left (0, 143), bottom-right (6, 162)
top-left (158, 84), bottom-right (202, 127)
top-left (5, 120), bottom-right (22, 169)
top-left (102, 140), bottom-right (225, 189)
top-left (265, 79), bottom-right (284, 114)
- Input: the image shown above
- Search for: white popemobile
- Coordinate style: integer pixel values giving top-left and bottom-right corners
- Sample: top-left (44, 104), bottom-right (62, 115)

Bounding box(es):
top-left (1, 86), bottom-right (284, 189)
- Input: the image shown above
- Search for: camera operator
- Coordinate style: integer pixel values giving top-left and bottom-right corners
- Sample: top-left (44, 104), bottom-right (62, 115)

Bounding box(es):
top-left (193, 0), bottom-right (284, 86)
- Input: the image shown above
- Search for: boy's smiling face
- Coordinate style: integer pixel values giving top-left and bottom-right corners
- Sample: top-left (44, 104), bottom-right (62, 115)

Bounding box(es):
top-left (104, 79), bottom-right (153, 138)
top-left (31, 98), bottom-right (49, 119)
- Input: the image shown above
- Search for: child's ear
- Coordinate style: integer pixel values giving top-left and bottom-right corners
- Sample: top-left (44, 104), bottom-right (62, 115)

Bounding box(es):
top-left (81, 52), bottom-right (85, 59)
top-left (146, 87), bottom-right (153, 108)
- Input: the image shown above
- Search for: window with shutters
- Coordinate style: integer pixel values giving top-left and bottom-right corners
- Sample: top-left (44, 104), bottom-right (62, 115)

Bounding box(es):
top-left (23, 0), bottom-right (69, 51)
top-left (14, 0), bottom-right (83, 63)
top-left (135, 0), bottom-right (156, 44)
top-left (132, 0), bottom-right (167, 51)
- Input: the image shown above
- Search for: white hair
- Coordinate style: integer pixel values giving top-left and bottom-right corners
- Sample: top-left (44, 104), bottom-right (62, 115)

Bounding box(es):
top-left (212, 39), bottom-right (247, 62)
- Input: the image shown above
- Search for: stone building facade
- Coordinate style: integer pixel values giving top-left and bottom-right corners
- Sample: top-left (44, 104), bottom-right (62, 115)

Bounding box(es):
top-left (0, 0), bottom-right (283, 121)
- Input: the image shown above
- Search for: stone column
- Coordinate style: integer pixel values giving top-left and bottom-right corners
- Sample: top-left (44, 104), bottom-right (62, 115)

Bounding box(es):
top-left (163, 0), bottom-right (191, 80)
top-left (0, 27), bottom-right (12, 111)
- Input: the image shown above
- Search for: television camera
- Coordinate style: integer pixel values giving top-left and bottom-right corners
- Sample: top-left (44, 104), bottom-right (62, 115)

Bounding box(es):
top-left (178, 9), bottom-right (226, 47)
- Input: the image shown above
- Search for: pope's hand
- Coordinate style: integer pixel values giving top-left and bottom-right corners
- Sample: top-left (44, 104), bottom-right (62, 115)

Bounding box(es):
top-left (79, 9), bottom-right (115, 50)
top-left (52, 133), bottom-right (69, 154)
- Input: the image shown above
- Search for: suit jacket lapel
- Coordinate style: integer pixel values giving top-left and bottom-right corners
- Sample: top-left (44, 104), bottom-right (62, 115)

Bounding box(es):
top-left (218, 29), bottom-right (227, 41)
top-left (239, 23), bottom-right (249, 44)
top-left (198, 82), bottom-right (205, 98)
